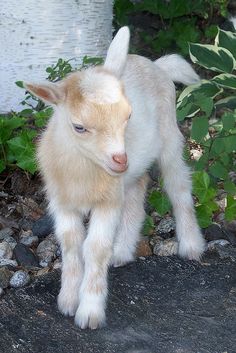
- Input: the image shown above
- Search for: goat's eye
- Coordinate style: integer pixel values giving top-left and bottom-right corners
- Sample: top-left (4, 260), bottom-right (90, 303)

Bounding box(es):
top-left (73, 124), bottom-right (87, 133)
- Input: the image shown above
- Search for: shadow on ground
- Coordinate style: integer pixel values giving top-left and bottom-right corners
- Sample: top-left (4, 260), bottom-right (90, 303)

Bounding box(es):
top-left (0, 255), bottom-right (235, 353)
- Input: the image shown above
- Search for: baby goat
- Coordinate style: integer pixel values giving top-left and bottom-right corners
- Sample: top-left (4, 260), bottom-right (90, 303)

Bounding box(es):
top-left (25, 27), bottom-right (206, 329)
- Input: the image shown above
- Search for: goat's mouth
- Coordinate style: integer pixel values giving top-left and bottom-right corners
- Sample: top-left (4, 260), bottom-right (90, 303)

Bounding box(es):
top-left (104, 163), bottom-right (128, 175)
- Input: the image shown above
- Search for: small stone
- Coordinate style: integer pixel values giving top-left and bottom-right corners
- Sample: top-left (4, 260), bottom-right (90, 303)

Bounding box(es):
top-left (0, 267), bottom-right (12, 288)
top-left (10, 270), bottom-right (30, 288)
top-left (0, 259), bottom-right (18, 268)
top-left (53, 259), bottom-right (61, 270)
top-left (0, 287), bottom-right (4, 297)
top-left (13, 243), bottom-right (39, 267)
top-left (154, 237), bottom-right (178, 257)
top-left (36, 238), bottom-right (58, 267)
top-left (136, 239), bottom-right (153, 257)
top-left (225, 220), bottom-right (236, 234)
top-left (156, 217), bottom-right (175, 235)
top-left (209, 244), bottom-right (236, 262)
top-left (0, 242), bottom-right (13, 259)
top-left (149, 235), bottom-right (163, 248)
top-left (204, 224), bottom-right (227, 242)
top-left (208, 239), bottom-right (230, 250)
top-left (32, 214), bottom-right (54, 239)
top-left (0, 228), bottom-right (14, 240)
top-left (223, 221), bottom-right (236, 246)
top-left (20, 230), bottom-right (39, 247)
top-left (4, 236), bottom-right (17, 250)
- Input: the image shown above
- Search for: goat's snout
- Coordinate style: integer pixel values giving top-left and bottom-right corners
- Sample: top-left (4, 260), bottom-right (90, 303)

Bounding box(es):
top-left (112, 153), bottom-right (127, 166)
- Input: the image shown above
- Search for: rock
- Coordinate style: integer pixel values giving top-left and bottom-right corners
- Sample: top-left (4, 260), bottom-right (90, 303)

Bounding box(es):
top-left (20, 230), bottom-right (39, 247)
top-left (0, 267), bottom-right (12, 288)
top-left (156, 217), bottom-right (175, 235)
top-left (18, 196), bottom-right (44, 220)
top-left (0, 242), bottom-right (13, 259)
top-left (223, 221), bottom-right (236, 246)
top-left (209, 244), bottom-right (236, 262)
top-left (13, 243), bottom-right (39, 267)
top-left (0, 259), bottom-right (18, 268)
top-left (0, 287), bottom-right (3, 297)
top-left (4, 236), bottom-right (17, 250)
top-left (53, 259), bottom-right (61, 270)
top-left (149, 162), bottom-right (160, 181)
top-left (204, 224), bottom-right (227, 242)
top-left (0, 228), bottom-right (14, 240)
top-left (36, 238), bottom-right (58, 267)
top-left (136, 239), bottom-right (153, 257)
top-left (10, 270), bottom-right (30, 288)
top-left (32, 214), bottom-right (54, 239)
top-left (149, 235), bottom-right (163, 248)
top-left (208, 239), bottom-right (230, 250)
top-left (225, 220), bottom-right (236, 234)
top-left (0, 216), bottom-right (19, 230)
top-left (153, 237), bottom-right (178, 257)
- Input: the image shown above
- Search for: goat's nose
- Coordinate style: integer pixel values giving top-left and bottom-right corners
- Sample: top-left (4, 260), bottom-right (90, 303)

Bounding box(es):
top-left (112, 153), bottom-right (127, 165)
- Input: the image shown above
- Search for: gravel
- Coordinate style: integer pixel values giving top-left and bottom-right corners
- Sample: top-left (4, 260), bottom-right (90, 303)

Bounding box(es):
top-left (32, 214), bottom-right (54, 239)
top-left (153, 237), bottom-right (178, 257)
top-left (156, 217), bottom-right (175, 235)
top-left (10, 270), bottom-right (30, 288)
top-left (0, 228), bottom-right (14, 240)
top-left (36, 238), bottom-right (58, 268)
top-left (13, 243), bottom-right (39, 267)
top-left (0, 267), bottom-right (12, 288)
top-left (0, 242), bottom-right (13, 259)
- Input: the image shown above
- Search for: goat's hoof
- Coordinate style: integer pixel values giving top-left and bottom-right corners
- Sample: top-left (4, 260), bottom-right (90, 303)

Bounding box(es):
top-left (178, 236), bottom-right (206, 261)
top-left (74, 303), bottom-right (106, 330)
top-left (57, 290), bottom-right (79, 317)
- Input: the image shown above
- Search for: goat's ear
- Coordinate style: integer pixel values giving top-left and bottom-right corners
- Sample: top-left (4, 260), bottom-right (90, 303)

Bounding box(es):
top-left (23, 82), bottom-right (65, 105)
top-left (104, 26), bottom-right (130, 77)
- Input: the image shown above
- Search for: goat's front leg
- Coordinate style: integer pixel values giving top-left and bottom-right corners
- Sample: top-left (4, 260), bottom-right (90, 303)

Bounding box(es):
top-left (75, 205), bottom-right (121, 329)
top-left (54, 208), bottom-right (85, 317)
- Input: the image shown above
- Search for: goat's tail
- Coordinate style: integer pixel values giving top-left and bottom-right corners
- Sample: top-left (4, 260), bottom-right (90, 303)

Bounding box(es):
top-left (154, 54), bottom-right (200, 85)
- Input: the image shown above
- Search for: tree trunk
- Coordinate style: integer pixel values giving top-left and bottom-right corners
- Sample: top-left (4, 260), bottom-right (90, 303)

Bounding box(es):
top-left (0, 0), bottom-right (113, 112)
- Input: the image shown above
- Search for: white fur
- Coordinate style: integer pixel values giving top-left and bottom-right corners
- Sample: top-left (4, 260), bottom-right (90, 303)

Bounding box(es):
top-left (155, 54), bottom-right (200, 85)
top-left (80, 68), bottom-right (123, 104)
top-left (31, 27), bottom-right (206, 330)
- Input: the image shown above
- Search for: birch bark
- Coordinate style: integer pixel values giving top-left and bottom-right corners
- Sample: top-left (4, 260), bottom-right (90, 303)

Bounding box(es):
top-left (0, 0), bottom-right (113, 112)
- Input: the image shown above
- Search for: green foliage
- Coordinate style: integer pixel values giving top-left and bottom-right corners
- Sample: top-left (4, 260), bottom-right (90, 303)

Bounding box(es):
top-left (148, 28), bottom-right (236, 228)
top-left (114, 0), bottom-right (229, 56)
top-left (0, 56), bottom-right (102, 175)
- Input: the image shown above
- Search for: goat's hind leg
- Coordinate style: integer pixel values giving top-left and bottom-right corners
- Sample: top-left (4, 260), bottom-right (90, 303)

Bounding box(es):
top-left (54, 208), bottom-right (85, 316)
top-left (111, 174), bottom-right (148, 267)
top-left (158, 129), bottom-right (206, 260)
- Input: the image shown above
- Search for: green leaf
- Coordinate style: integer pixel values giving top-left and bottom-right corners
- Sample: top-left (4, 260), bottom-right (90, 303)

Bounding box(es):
top-left (224, 180), bottom-right (236, 195)
top-left (15, 81), bottom-right (24, 88)
top-left (177, 81), bottom-right (222, 113)
top-left (224, 135), bottom-right (236, 153)
top-left (225, 195), bottom-right (236, 221)
top-left (212, 73), bottom-right (236, 89)
top-left (148, 191), bottom-right (171, 216)
top-left (191, 116), bottom-right (209, 142)
top-left (210, 138), bottom-right (225, 156)
top-left (7, 131), bottom-right (37, 174)
top-left (142, 215), bottom-right (155, 236)
top-left (216, 96), bottom-right (236, 110)
top-left (222, 112), bottom-right (236, 131)
top-left (0, 160), bottom-right (6, 173)
top-left (209, 161), bottom-right (228, 179)
top-left (192, 171), bottom-right (212, 203)
top-left (216, 29), bottom-right (236, 60)
top-left (189, 43), bottom-right (235, 73)
top-left (195, 205), bottom-right (213, 228)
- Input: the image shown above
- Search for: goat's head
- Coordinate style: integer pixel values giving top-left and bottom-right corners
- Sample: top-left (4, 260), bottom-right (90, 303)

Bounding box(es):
top-left (24, 27), bottom-right (131, 176)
